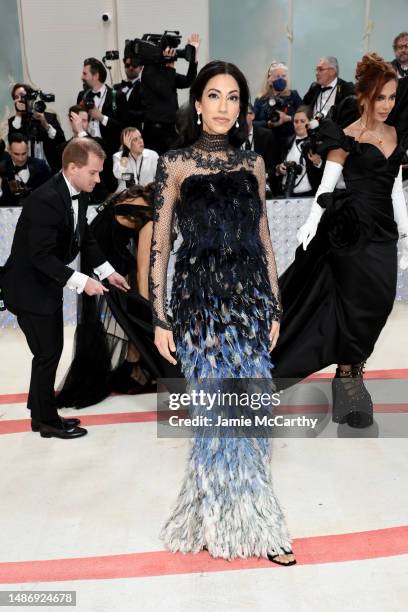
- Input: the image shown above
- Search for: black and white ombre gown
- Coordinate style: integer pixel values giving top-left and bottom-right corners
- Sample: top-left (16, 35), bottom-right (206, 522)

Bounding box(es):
top-left (149, 131), bottom-right (292, 559)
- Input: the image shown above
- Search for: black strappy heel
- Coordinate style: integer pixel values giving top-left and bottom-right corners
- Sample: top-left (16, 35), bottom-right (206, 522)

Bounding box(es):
top-left (267, 549), bottom-right (297, 566)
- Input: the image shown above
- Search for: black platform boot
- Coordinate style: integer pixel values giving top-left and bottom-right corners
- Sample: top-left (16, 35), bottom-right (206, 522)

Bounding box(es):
top-left (332, 363), bottom-right (373, 428)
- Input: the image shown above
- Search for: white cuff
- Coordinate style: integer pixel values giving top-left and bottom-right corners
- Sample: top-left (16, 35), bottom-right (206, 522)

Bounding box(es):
top-left (66, 271), bottom-right (89, 294)
top-left (94, 261), bottom-right (115, 280)
top-left (47, 124), bottom-right (57, 139)
top-left (101, 115), bottom-right (109, 127)
top-left (12, 116), bottom-right (22, 129)
top-left (77, 131), bottom-right (88, 138)
top-left (392, 167), bottom-right (408, 236)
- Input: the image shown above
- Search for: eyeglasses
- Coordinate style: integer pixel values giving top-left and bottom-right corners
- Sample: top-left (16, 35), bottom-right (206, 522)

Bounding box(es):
top-left (315, 67), bottom-right (332, 72)
top-left (396, 43), bottom-right (408, 50)
top-left (124, 62), bottom-right (136, 68)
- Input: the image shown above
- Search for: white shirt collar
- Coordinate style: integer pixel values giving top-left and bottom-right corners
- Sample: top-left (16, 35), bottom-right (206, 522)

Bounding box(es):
top-left (92, 83), bottom-right (107, 95)
top-left (62, 172), bottom-right (81, 198)
top-left (326, 77), bottom-right (338, 89)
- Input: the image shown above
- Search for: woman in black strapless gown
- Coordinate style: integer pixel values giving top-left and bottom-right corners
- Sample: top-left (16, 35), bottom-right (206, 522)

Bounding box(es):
top-left (273, 54), bottom-right (408, 427)
top-left (57, 184), bottom-right (181, 409)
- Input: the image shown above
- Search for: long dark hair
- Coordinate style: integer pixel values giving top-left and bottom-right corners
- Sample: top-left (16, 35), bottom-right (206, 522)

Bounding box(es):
top-left (175, 60), bottom-right (250, 148)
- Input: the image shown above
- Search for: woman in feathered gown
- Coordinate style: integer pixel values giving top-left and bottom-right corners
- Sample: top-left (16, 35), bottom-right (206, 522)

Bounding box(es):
top-left (149, 61), bottom-right (295, 564)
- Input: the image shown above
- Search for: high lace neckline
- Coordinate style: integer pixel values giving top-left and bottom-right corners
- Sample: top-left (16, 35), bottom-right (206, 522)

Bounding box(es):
top-left (194, 130), bottom-right (229, 152)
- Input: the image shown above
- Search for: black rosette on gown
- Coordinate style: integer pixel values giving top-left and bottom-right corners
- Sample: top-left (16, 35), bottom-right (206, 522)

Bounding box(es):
top-left (57, 201), bottom-right (181, 409)
top-left (273, 119), bottom-right (407, 380)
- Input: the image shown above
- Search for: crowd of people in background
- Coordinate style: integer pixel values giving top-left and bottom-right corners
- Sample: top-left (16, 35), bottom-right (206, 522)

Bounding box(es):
top-left (1, 30), bottom-right (407, 207)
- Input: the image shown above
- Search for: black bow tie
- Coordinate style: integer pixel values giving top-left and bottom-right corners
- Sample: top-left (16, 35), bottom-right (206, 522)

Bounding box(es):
top-left (71, 194), bottom-right (80, 200)
top-left (296, 137), bottom-right (307, 144)
top-left (14, 163), bottom-right (28, 172)
top-left (122, 80), bottom-right (135, 88)
top-left (320, 86), bottom-right (332, 92)
top-left (91, 91), bottom-right (101, 98)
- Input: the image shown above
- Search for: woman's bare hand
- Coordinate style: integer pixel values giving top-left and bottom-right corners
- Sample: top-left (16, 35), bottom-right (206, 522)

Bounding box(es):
top-left (154, 327), bottom-right (177, 365)
top-left (269, 321), bottom-right (280, 352)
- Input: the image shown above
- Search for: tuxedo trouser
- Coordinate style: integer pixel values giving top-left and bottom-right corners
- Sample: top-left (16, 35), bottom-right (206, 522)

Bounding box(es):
top-left (16, 307), bottom-right (64, 424)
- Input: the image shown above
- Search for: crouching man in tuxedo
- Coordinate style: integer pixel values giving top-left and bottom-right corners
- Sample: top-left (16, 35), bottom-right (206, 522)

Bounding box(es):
top-left (0, 138), bottom-right (129, 439)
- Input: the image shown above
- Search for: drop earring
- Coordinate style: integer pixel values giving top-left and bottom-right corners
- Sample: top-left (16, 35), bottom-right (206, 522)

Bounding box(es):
top-left (235, 117), bottom-right (239, 128)
top-left (197, 112), bottom-right (201, 125)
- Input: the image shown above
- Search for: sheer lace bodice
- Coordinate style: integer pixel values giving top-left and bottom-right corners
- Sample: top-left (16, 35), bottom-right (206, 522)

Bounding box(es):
top-left (149, 131), bottom-right (281, 329)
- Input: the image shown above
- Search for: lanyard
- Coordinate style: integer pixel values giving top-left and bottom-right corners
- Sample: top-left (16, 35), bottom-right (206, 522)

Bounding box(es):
top-left (317, 86), bottom-right (336, 114)
top-left (131, 154), bottom-right (144, 183)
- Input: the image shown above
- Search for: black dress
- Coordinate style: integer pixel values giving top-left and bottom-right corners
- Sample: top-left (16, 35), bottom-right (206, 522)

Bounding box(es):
top-left (273, 120), bottom-right (406, 380)
top-left (149, 131), bottom-right (292, 559)
top-left (57, 200), bottom-right (180, 409)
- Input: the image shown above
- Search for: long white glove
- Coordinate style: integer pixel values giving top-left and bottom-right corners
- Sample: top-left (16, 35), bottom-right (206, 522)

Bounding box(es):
top-left (391, 167), bottom-right (408, 270)
top-left (297, 160), bottom-right (343, 250)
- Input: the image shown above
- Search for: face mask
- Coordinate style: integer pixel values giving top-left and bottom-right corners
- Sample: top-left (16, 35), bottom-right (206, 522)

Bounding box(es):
top-left (272, 78), bottom-right (287, 92)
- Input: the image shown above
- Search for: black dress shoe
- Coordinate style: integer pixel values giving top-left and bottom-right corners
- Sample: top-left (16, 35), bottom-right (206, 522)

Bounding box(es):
top-left (31, 417), bottom-right (81, 432)
top-left (39, 423), bottom-right (88, 439)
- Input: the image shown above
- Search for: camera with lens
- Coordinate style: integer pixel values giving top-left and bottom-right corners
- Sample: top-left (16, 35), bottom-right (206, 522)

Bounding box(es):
top-left (0, 156), bottom-right (31, 200)
top-left (19, 90), bottom-right (55, 115)
top-left (121, 172), bottom-right (135, 188)
top-left (299, 118), bottom-right (321, 158)
top-left (266, 96), bottom-right (288, 124)
top-left (283, 161), bottom-right (303, 198)
top-left (124, 30), bottom-right (195, 66)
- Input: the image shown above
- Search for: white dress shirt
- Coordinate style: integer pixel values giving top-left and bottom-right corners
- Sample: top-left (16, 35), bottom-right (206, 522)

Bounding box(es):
top-left (12, 115), bottom-right (56, 160)
top-left (88, 84), bottom-right (109, 139)
top-left (113, 148), bottom-right (159, 191)
top-left (283, 139), bottom-right (313, 195)
top-left (313, 77), bottom-right (338, 117)
top-left (62, 173), bottom-right (114, 293)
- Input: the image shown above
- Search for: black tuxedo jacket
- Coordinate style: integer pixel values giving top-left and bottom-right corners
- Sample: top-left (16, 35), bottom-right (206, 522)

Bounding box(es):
top-left (114, 80), bottom-right (144, 129)
top-left (276, 136), bottom-right (324, 195)
top-left (252, 125), bottom-right (279, 185)
top-left (8, 112), bottom-right (66, 173)
top-left (0, 172), bottom-right (105, 314)
top-left (303, 78), bottom-right (355, 114)
top-left (0, 157), bottom-right (52, 206)
top-left (77, 86), bottom-right (128, 155)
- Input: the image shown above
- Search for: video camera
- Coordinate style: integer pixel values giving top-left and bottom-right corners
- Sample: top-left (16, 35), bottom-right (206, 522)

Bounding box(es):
top-left (18, 89), bottom-right (55, 115)
top-left (266, 96), bottom-right (289, 124)
top-left (124, 31), bottom-right (195, 66)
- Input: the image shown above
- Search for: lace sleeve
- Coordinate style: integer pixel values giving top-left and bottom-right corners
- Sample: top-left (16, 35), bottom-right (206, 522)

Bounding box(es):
top-left (149, 153), bottom-right (179, 330)
top-left (254, 154), bottom-right (282, 321)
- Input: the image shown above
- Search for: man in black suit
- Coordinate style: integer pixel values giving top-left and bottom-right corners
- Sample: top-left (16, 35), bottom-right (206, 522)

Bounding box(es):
top-left (114, 55), bottom-right (144, 130)
top-left (0, 139), bottom-right (129, 439)
top-left (0, 133), bottom-right (51, 206)
top-left (77, 57), bottom-right (128, 156)
top-left (244, 104), bottom-right (279, 190)
top-left (390, 32), bottom-right (408, 79)
top-left (303, 57), bottom-right (354, 119)
top-left (8, 83), bottom-right (66, 174)
top-left (141, 33), bottom-right (200, 154)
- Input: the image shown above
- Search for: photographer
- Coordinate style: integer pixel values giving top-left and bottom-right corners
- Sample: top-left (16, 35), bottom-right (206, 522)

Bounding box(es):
top-left (113, 127), bottom-right (158, 191)
top-left (254, 62), bottom-right (302, 150)
top-left (0, 132), bottom-right (51, 206)
top-left (77, 57), bottom-right (128, 157)
top-left (57, 105), bottom-right (116, 201)
top-left (275, 106), bottom-right (323, 198)
top-left (8, 83), bottom-right (65, 173)
top-left (141, 32), bottom-right (200, 154)
top-left (114, 54), bottom-right (144, 130)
